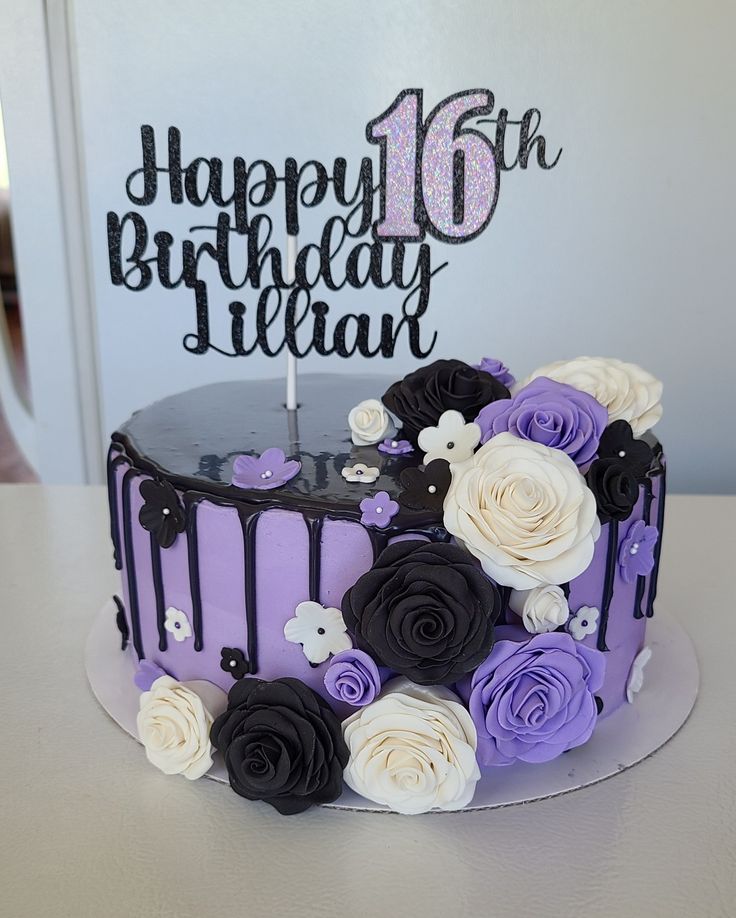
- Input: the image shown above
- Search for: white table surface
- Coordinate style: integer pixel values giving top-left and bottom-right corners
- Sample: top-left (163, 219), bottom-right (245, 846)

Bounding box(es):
top-left (0, 486), bottom-right (734, 918)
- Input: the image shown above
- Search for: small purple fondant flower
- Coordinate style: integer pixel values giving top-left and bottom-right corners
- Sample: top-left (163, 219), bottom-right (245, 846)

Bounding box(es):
top-left (459, 626), bottom-right (606, 766)
top-left (474, 357), bottom-right (516, 389)
top-left (475, 376), bottom-right (608, 468)
top-left (134, 660), bottom-right (168, 692)
top-left (231, 448), bottom-right (301, 490)
top-left (324, 649), bottom-right (383, 707)
top-left (377, 438), bottom-right (414, 455)
top-left (619, 519), bottom-right (658, 584)
top-left (359, 491), bottom-right (399, 529)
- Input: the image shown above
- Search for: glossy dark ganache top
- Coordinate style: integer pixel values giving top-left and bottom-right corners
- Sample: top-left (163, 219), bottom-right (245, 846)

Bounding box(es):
top-left (112, 374), bottom-right (440, 527)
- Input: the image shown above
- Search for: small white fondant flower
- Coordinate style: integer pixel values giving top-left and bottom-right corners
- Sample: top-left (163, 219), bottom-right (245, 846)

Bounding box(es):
top-left (508, 584), bottom-right (570, 634)
top-left (567, 606), bottom-right (599, 641)
top-left (164, 606), bottom-right (192, 642)
top-left (137, 676), bottom-right (227, 780)
top-left (341, 462), bottom-right (380, 484)
top-left (348, 399), bottom-right (396, 446)
top-left (626, 646), bottom-right (652, 703)
top-left (417, 410), bottom-right (481, 465)
top-left (284, 601), bottom-right (353, 665)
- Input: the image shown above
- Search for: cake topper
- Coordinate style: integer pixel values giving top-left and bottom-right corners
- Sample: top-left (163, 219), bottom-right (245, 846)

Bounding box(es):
top-left (106, 88), bottom-right (561, 406)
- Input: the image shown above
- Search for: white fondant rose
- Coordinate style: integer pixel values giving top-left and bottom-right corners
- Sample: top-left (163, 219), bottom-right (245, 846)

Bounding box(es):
top-left (348, 399), bottom-right (396, 446)
top-left (443, 433), bottom-right (600, 589)
top-left (342, 678), bottom-right (480, 815)
top-left (521, 356), bottom-right (663, 436)
top-left (137, 675), bottom-right (227, 780)
top-left (509, 584), bottom-right (570, 634)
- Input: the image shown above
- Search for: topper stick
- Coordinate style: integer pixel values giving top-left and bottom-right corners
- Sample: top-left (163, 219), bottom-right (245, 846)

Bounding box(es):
top-left (286, 234), bottom-right (298, 410)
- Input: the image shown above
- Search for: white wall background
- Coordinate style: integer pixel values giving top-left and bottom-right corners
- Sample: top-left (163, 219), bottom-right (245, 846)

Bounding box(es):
top-left (12, 0), bottom-right (736, 491)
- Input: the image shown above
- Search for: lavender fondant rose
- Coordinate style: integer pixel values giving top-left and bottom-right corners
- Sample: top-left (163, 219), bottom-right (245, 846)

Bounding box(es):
top-left (324, 649), bottom-right (383, 707)
top-left (521, 356), bottom-right (663, 437)
top-left (460, 628), bottom-right (606, 766)
top-left (343, 679), bottom-right (480, 814)
top-left (475, 377), bottom-right (607, 468)
top-left (473, 356), bottom-right (515, 389)
top-left (443, 433), bottom-right (601, 589)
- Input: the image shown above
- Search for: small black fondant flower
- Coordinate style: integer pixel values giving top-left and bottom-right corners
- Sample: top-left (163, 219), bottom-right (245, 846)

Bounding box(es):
top-left (586, 457), bottom-right (640, 523)
top-left (597, 420), bottom-right (654, 480)
top-left (382, 359), bottom-right (510, 444)
top-left (139, 478), bottom-right (186, 549)
top-left (113, 594), bottom-right (128, 650)
top-left (342, 540), bottom-right (501, 685)
top-left (220, 647), bottom-right (249, 680)
top-left (398, 459), bottom-right (451, 512)
top-left (210, 677), bottom-right (349, 815)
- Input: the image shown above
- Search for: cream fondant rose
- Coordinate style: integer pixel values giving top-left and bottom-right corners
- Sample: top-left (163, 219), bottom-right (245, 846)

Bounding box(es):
top-left (509, 584), bottom-right (570, 634)
top-left (342, 678), bottom-right (480, 815)
top-left (443, 433), bottom-right (600, 589)
top-left (137, 675), bottom-right (227, 780)
top-left (520, 356), bottom-right (662, 436)
top-left (348, 399), bottom-right (396, 446)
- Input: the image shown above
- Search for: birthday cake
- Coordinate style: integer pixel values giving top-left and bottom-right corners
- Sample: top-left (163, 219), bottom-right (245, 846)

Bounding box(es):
top-left (106, 355), bottom-right (665, 814)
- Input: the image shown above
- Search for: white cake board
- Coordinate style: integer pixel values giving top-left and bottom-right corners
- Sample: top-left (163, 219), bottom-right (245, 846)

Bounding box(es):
top-left (86, 599), bottom-right (698, 813)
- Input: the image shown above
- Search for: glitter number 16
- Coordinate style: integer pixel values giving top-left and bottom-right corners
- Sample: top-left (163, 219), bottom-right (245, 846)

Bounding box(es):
top-left (367, 89), bottom-right (499, 244)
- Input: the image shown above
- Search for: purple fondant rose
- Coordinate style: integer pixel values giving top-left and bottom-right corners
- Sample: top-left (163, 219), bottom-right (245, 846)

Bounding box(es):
top-left (460, 627), bottom-right (605, 766)
top-left (324, 650), bottom-right (383, 707)
top-left (475, 377), bottom-right (607, 468)
top-left (473, 356), bottom-right (515, 389)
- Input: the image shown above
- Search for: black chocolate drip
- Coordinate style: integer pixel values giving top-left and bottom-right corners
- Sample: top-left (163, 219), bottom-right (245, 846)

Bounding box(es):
top-left (645, 462), bottom-right (667, 618)
top-left (304, 513), bottom-right (324, 603)
top-left (149, 533), bottom-right (167, 651)
top-left (596, 519), bottom-right (619, 652)
top-left (106, 446), bottom-right (126, 571)
top-left (186, 501), bottom-right (204, 652)
top-left (121, 468), bottom-right (145, 659)
top-left (112, 594), bottom-right (128, 651)
top-left (240, 510), bottom-right (260, 673)
top-left (633, 479), bottom-right (654, 620)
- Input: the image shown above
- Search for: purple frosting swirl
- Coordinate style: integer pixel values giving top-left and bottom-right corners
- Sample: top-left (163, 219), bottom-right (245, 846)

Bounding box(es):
top-left (475, 376), bottom-right (607, 468)
top-left (323, 649), bottom-right (383, 707)
top-left (459, 626), bottom-right (606, 766)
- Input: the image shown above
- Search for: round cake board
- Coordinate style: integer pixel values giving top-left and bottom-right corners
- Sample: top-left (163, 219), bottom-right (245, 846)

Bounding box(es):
top-left (86, 599), bottom-right (698, 813)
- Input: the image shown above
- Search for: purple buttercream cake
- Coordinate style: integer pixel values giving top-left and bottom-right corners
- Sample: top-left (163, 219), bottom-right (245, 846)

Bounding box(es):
top-left (110, 356), bottom-right (666, 814)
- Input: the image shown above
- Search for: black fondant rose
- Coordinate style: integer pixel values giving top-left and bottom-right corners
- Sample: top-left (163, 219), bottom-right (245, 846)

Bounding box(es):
top-left (586, 457), bottom-right (640, 523)
top-left (382, 359), bottom-right (510, 443)
top-left (597, 420), bottom-right (654, 480)
top-left (139, 478), bottom-right (186, 549)
top-left (220, 647), bottom-right (249, 680)
top-left (398, 459), bottom-right (451, 512)
top-left (210, 677), bottom-right (348, 815)
top-left (342, 540), bottom-right (500, 685)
